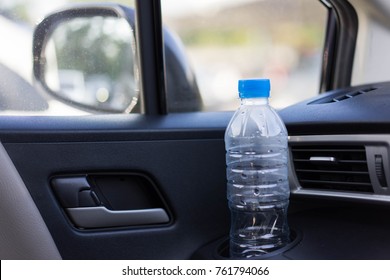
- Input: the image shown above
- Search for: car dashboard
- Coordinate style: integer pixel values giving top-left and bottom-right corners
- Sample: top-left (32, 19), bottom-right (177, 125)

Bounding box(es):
top-left (278, 81), bottom-right (390, 259)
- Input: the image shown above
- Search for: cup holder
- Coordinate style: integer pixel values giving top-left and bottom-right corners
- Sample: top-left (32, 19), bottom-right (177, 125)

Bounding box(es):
top-left (192, 229), bottom-right (302, 260)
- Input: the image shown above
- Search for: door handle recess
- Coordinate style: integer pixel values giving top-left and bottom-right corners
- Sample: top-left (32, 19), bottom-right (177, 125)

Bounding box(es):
top-left (51, 175), bottom-right (170, 229)
top-left (66, 207), bottom-right (169, 229)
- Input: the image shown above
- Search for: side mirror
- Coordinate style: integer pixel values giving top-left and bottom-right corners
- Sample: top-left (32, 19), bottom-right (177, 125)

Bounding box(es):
top-left (33, 4), bottom-right (139, 113)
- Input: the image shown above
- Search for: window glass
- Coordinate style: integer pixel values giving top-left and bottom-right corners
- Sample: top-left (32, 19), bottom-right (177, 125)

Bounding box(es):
top-left (0, 0), bottom-right (135, 116)
top-left (162, 0), bottom-right (327, 111)
top-left (351, 0), bottom-right (390, 86)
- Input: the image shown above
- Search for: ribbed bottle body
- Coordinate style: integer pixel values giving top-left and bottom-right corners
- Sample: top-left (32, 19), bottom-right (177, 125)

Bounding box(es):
top-left (225, 99), bottom-right (290, 258)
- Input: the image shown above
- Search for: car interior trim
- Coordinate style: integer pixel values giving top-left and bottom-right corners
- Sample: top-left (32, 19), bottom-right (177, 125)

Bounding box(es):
top-left (135, 0), bottom-right (167, 115)
top-left (321, 0), bottom-right (358, 91)
top-left (290, 134), bottom-right (390, 203)
top-left (0, 142), bottom-right (61, 260)
top-left (320, 2), bottom-right (337, 92)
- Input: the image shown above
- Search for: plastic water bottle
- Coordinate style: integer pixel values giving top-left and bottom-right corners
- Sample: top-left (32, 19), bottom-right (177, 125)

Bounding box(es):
top-left (225, 79), bottom-right (290, 258)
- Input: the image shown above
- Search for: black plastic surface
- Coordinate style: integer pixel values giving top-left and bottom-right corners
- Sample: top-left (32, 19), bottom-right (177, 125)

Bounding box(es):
top-left (52, 177), bottom-right (94, 208)
top-left (193, 202), bottom-right (390, 259)
top-left (193, 230), bottom-right (302, 260)
top-left (0, 112), bottom-right (230, 143)
top-left (325, 0), bottom-right (358, 90)
top-left (88, 174), bottom-right (167, 211)
top-left (3, 136), bottom-right (228, 259)
top-left (279, 82), bottom-right (390, 135)
top-left (285, 204), bottom-right (390, 259)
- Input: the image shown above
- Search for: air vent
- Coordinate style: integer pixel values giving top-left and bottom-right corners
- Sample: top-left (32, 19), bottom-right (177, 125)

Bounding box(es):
top-left (309, 87), bottom-right (377, 104)
top-left (291, 145), bottom-right (373, 193)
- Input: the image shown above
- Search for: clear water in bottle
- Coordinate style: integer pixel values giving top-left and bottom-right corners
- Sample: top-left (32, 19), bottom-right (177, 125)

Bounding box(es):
top-left (225, 79), bottom-right (290, 258)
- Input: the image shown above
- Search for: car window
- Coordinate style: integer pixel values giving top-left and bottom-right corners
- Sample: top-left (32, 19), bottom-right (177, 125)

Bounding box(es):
top-left (350, 0), bottom-right (390, 86)
top-left (162, 0), bottom-right (328, 111)
top-left (0, 0), bottom-right (327, 115)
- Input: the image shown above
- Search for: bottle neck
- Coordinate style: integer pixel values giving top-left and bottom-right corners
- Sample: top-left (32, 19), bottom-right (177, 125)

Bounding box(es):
top-left (241, 97), bottom-right (269, 106)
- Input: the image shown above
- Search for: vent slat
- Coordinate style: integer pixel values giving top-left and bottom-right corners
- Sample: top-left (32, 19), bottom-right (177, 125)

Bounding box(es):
top-left (294, 159), bottom-right (367, 164)
top-left (300, 180), bottom-right (372, 187)
top-left (308, 87), bottom-right (377, 104)
top-left (296, 169), bottom-right (369, 175)
top-left (291, 144), bottom-right (373, 193)
top-left (292, 148), bottom-right (365, 152)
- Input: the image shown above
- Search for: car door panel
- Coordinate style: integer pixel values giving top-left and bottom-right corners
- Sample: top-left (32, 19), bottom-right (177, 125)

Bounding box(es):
top-left (1, 112), bottom-right (231, 259)
top-left (3, 111), bottom-right (390, 259)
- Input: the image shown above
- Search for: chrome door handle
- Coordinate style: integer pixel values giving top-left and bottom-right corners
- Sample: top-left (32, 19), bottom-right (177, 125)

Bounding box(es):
top-left (66, 207), bottom-right (169, 229)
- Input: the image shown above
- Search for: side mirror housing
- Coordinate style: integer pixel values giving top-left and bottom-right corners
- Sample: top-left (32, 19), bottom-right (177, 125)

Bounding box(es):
top-left (33, 4), bottom-right (139, 113)
top-left (33, 3), bottom-right (203, 113)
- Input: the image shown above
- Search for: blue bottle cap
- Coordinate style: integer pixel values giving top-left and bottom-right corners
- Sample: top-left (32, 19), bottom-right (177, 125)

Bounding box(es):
top-left (238, 79), bottom-right (270, 98)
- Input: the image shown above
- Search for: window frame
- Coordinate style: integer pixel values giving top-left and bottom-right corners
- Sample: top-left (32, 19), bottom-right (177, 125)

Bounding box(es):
top-left (135, 0), bottom-right (167, 115)
top-left (320, 0), bottom-right (358, 92)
